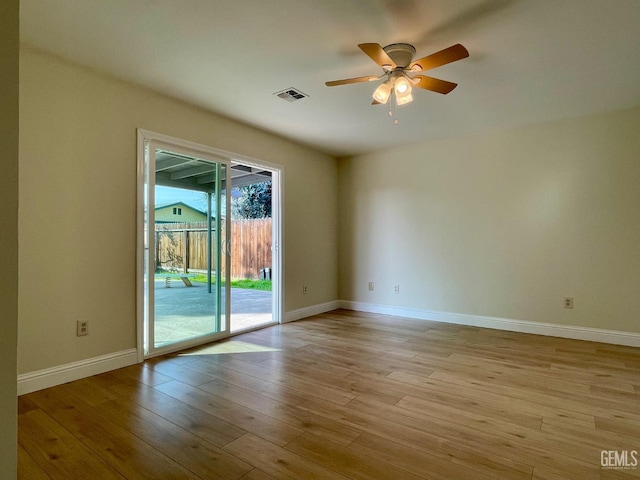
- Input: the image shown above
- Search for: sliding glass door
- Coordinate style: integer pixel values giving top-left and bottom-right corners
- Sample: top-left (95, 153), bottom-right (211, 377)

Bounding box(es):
top-left (140, 136), bottom-right (231, 357)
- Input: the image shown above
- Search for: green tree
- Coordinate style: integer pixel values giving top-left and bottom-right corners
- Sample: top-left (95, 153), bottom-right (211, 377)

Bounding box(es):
top-left (231, 181), bottom-right (272, 219)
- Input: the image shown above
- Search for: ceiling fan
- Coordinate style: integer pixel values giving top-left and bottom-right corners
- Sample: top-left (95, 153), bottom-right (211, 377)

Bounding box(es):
top-left (326, 43), bottom-right (469, 106)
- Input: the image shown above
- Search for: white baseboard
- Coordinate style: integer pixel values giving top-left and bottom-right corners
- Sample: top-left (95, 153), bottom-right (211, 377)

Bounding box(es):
top-left (18, 348), bottom-right (139, 395)
top-left (339, 300), bottom-right (640, 348)
top-left (284, 300), bottom-right (341, 324)
top-left (17, 303), bottom-right (638, 396)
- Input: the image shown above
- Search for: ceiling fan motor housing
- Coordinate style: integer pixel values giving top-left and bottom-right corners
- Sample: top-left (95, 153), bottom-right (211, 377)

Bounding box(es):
top-left (382, 43), bottom-right (416, 69)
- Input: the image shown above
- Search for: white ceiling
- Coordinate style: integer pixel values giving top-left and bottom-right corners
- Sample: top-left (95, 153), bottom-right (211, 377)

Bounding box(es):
top-left (20, 0), bottom-right (640, 157)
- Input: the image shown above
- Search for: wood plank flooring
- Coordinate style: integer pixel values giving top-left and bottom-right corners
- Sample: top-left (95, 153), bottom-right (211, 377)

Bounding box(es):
top-left (18, 309), bottom-right (640, 479)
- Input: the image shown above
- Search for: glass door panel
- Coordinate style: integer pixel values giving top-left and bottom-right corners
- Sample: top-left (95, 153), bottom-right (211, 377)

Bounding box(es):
top-left (228, 165), bottom-right (277, 333)
top-left (143, 143), bottom-right (230, 356)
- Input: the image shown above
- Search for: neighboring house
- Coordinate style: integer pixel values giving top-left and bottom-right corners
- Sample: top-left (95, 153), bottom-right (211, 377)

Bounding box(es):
top-left (155, 202), bottom-right (207, 223)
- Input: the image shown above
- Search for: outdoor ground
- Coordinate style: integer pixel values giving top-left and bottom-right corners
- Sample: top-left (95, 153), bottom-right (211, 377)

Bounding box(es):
top-left (154, 279), bottom-right (273, 346)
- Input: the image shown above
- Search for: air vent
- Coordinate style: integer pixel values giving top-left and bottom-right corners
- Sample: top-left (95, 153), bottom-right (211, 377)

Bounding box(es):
top-left (274, 88), bottom-right (309, 102)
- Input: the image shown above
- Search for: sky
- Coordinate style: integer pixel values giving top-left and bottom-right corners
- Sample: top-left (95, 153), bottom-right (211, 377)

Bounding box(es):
top-left (155, 185), bottom-right (242, 215)
top-left (155, 186), bottom-right (208, 210)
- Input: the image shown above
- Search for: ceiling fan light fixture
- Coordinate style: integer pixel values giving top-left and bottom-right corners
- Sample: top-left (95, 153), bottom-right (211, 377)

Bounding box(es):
top-left (372, 82), bottom-right (391, 104)
top-left (394, 76), bottom-right (413, 106)
top-left (394, 76), bottom-right (412, 95)
top-left (396, 91), bottom-right (413, 106)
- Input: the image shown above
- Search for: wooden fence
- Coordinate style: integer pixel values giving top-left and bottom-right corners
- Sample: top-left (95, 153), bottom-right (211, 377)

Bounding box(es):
top-left (156, 218), bottom-right (272, 279)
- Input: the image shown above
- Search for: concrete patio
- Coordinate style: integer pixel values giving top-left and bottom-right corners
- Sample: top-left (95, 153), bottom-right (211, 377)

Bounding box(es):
top-left (153, 279), bottom-right (273, 346)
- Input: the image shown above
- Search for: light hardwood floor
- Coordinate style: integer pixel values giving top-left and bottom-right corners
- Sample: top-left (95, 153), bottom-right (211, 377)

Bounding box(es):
top-left (18, 309), bottom-right (640, 479)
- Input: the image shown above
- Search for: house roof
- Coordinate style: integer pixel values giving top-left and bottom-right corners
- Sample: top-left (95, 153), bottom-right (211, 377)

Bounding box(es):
top-left (20, 0), bottom-right (640, 156)
top-left (155, 202), bottom-right (206, 217)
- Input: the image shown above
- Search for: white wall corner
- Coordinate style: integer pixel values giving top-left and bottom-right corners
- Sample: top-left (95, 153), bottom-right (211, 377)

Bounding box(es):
top-left (338, 300), bottom-right (640, 348)
top-left (17, 349), bottom-right (139, 396)
top-left (284, 301), bottom-right (341, 324)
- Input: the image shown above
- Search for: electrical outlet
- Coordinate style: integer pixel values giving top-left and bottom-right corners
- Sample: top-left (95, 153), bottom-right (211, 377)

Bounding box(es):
top-left (563, 297), bottom-right (574, 309)
top-left (303, 285), bottom-right (308, 295)
top-left (368, 282), bottom-right (375, 291)
top-left (77, 321), bottom-right (89, 336)
top-left (393, 285), bottom-right (400, 294)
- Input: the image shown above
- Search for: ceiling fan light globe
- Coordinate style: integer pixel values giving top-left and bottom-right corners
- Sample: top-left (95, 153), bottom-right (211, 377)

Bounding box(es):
top-left (395, 76), bottom-right (413, 106)
top-left (394, 76), bottom-right (411, 95)
top-left (372, 83), bottom-right (391, 104)
top-left (396, 92), bottom-right (413, 106)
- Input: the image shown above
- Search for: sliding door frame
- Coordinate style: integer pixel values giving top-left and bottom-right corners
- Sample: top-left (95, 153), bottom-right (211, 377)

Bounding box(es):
top-left (136, 129), bottom-right (283, 362)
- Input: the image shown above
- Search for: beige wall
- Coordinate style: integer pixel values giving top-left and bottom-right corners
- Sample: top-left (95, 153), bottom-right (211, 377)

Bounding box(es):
top-left (0, 0), bottom-right (19, 475)
top-left (19, 48), bottom-right (338, 374)
top-left (339, 107), bottom-right (640, 333)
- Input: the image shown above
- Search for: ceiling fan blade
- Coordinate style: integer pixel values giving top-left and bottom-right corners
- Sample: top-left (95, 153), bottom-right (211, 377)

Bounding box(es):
top-left (358, 43), bottom-right (397, 70)
top-left (409, 44), bottom-right (469, 72)
top-left (372, 99), bottom-right (382, 105)
top-left (412, 75), bottom-right (458, 94)
top-left (325, 75), bottom-right (380, 87)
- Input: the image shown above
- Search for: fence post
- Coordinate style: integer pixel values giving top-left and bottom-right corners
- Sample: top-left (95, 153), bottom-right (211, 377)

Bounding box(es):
top-left (183, 229), bottom-right (189, 274)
